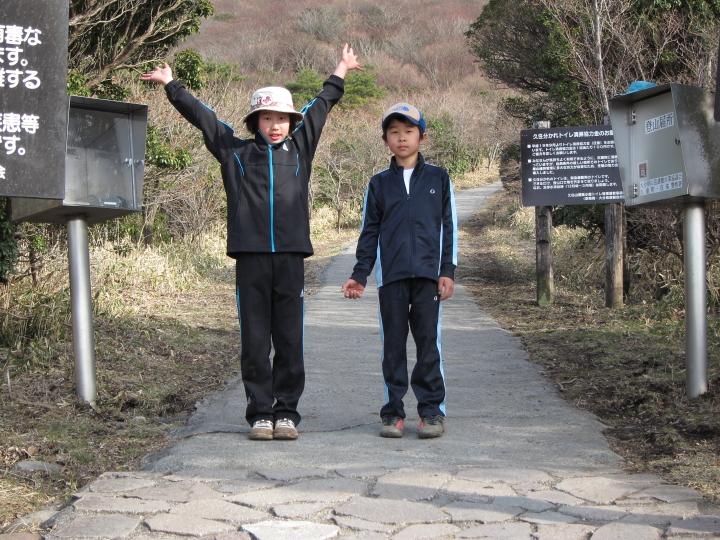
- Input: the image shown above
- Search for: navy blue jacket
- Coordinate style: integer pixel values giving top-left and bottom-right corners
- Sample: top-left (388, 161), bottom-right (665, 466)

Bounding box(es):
top-left (350, 154), bottom-right (457, 287)
top-left (165, 76), bottom-right (345, 257)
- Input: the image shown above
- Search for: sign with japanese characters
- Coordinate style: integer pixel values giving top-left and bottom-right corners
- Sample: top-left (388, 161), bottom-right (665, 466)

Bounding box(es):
top-left (0, 0), bottom-right (68, 198)
top-left (520, 126), bottom-right (625, 207)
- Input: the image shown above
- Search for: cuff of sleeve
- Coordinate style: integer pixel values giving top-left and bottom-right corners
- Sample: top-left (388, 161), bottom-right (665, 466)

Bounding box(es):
top-left (164, 79), bottom-right (184, 93)
top-left (350, 271), bottom-right (368, 287)
top-left (439, 264), bottom-right (455, 281)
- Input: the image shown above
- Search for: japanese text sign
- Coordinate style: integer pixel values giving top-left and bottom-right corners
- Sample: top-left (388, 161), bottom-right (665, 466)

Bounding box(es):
top-left (0, 0), bottom-right (68, 198)
top-left (521, 126), bottom-right (625, 207)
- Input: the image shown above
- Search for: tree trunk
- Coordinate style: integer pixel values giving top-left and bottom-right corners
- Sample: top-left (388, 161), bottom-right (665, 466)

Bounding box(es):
top-left (535, 206), bottom-right (553, 306)
top-left (605, 203), bottom-right (623, 307)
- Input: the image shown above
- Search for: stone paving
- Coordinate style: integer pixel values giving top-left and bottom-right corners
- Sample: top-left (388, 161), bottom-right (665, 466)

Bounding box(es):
top-left (5, 184), bottom-right (720, 539)
top-left (10, 465), bottom-right (720, 539)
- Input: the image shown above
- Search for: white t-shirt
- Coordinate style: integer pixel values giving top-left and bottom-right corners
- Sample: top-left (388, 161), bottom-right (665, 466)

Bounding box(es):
top-left (403, 168), bottom-right (413, 194)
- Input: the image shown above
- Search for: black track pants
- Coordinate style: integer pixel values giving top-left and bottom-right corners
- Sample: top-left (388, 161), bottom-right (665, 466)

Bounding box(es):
top-left (378, 278), bottom-right (446, 419)
top-left (235, 253), bottom-right (305, 426)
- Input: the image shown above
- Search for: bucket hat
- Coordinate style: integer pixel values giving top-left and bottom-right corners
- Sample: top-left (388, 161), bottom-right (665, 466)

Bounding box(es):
top-left (381, 102), bottom-right (426, 133)
top-left (243, 87), bottom-right (304, 123)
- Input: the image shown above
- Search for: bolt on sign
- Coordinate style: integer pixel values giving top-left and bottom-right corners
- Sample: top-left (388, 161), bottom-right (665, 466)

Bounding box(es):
top-left (521, 126), bottom-right (625, 207)
top-left (0, 0), bottom-right (68, 199)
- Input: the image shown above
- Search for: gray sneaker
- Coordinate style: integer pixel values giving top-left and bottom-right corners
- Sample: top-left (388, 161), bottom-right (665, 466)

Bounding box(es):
top-left (418, 415), bottom-right (445, 439)
top-left (249, 419), bottom-right (274, 440)
top-left (274, 418), bottom-right (298, 440)
top-left (380, 415), bottom-right (404, 438)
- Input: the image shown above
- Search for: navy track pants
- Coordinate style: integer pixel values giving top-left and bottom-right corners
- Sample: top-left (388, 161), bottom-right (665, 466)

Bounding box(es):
top-left (378, 277), bottom-right (446, 419)
top-left (235, 252), bottom-right (305, 426)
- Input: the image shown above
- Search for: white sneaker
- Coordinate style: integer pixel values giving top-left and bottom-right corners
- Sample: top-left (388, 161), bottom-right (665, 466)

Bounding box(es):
top-left (273, 418), bottom-right (298, 440)
top-left (249, 419), bottom-right (274, 440)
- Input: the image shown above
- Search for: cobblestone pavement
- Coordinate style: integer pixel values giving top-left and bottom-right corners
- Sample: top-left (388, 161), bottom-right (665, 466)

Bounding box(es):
top-left (5, 183), bottom-right (720, 539)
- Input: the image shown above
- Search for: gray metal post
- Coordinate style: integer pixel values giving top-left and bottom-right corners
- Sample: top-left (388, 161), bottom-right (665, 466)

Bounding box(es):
top-left (67, 215), bottom-right (97, 403)
top-left (683, 199), bottom-right (708, 398)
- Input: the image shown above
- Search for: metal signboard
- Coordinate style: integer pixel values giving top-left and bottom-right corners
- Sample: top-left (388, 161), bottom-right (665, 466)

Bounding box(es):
top-left (609, 83), bottom-right (720, 207)
top-left (0, 0), bottom-right (68, 199)
top-left (521, 126), bottom-right (624, 207)
top-left (11, 96), bottom-right (148, 225)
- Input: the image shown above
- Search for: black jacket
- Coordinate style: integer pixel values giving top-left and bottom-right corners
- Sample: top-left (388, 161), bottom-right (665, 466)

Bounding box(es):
top-left (165, 75), bottom-right (345, 257)
top-left (350, 154), bottom-right (457, 287)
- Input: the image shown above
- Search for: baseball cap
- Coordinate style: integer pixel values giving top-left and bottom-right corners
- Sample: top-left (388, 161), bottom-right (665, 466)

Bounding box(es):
top-left (381, 102), bottom-right (426, 133)
top-left (243, 87), bottom-right (304, 122)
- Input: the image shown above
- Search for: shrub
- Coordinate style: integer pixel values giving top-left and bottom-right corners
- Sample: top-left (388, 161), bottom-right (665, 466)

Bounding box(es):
top-left (173, 49), bottom-right (205, 90)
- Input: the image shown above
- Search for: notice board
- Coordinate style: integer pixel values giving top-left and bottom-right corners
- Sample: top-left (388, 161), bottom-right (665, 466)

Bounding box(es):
top-left (0, 0), bottom-right (68, 199)
top-left (521, 126), bottom-right (625, 207)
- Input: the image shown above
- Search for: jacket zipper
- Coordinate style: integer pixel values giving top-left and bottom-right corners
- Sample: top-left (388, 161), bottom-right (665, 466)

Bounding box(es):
top-left (407, 175), bottom-right (415, 277)
top-left (268, 146), bottom-right (275, 252)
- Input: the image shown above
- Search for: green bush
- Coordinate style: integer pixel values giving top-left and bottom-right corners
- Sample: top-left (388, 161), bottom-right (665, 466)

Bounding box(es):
top-left (286, 68), bottom-right (324, 106)
top-left (425, 117), bottom-right (471, 178)
top-left (145, 125), bottom-right (193, 170)
top-left (288, 68), bottom-right (386, 109)
top-left (174, 49), bottom-right (206, 90)
top-left (0, 198), bottom-right (18, 284)
top-left (341, 69), bottom-right (387, 109)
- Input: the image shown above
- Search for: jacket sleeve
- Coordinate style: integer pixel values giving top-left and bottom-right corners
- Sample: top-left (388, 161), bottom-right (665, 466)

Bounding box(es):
top-left (439, 172), bottom-right (458, 280)
top-left (164, 80), bottom-right (235, 163)
top-left (292, 75), bottom-right (345, 161)
top-left (350, 180), bottom-right (382, 287)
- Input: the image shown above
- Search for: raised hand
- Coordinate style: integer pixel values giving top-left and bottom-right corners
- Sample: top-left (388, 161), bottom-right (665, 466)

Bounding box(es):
top-left (140, 62), bottom-right (173, 86)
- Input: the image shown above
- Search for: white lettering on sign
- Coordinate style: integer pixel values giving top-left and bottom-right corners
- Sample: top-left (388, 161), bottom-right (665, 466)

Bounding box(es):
top-left (0, 25), bottom-right (41, 46)
top-left (0, 68), bottom-right (40, 89)
top-left (2, 135), bottom-right (22, 155)
top-left (0, 112), bottom-right (40, 138)
top-left (645, 112), bottom-right (674, 135)
top-left (0, 22), bottom-right (46, 170)
top-left (639, 172), bottom-right (683, 196)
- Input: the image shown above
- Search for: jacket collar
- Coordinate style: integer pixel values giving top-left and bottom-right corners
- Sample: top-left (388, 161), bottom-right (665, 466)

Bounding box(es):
top-left (256, 131), bottom-right (291, 149)
top-left (389, 152), bottom-right (426, 175)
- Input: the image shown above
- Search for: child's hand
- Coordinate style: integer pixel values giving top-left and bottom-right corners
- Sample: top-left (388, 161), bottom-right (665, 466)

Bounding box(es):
top-left (438, 277), bottom-right (454, 301)
top-left (342, 278), bottom-right (365, 299)
top-left (140, 62), bottom-right (173, 86)
top-left (333, 43), bottom-right (364, 79)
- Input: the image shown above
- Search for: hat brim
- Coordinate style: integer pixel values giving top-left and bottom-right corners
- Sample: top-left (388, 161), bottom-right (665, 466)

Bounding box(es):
top-left (382, 112), bottom-right (425, 133)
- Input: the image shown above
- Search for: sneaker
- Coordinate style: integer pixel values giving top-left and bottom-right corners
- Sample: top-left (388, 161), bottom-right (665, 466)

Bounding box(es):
top-left (274, 418), bottom-right (298, 440)
top-left (249, 419), bottom-right (274, 440)
top-left (380, 415), bottom-right (404, 438)
top-left (418, 415), bottom-right (445, 439)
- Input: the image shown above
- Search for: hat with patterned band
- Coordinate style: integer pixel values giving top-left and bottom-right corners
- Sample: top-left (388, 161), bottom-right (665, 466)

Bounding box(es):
top-left (243, 86), bottom-right (304, 123)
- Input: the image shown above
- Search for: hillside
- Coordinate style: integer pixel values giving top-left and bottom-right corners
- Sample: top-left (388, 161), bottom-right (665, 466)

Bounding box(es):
top-left (179, 0), bottom-right (490, 92)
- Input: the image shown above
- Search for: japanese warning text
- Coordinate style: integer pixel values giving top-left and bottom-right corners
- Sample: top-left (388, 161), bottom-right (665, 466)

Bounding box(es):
top-left (0, 24), bottom-right (43, 157)
top-left (521, 126), bottom-right (625, 207)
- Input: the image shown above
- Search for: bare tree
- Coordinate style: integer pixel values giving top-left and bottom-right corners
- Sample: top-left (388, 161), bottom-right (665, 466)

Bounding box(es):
top-left (69, 0), bottom-right (214, 86)
top-left (540, 0), bottom-right (705, 120)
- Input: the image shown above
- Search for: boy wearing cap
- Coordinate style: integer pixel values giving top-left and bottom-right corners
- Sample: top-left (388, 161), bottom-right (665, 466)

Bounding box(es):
top-left (342, 103), bottom-right (457, 439)
top-left (142, 45), bottom-right (362, 441)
